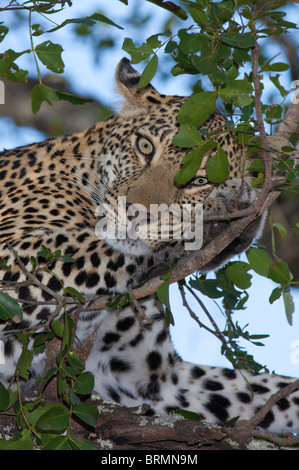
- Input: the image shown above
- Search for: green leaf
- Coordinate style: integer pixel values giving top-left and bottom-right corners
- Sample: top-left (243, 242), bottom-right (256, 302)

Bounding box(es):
top-left (282, 286), bottom-right (295, 326)
top-left (46, 13), bottom-right (123, 33)
top-left (73, 371), bottom-right (94, 395)
top-left (268, 62), bottom-right (289, 72)
top-left (269, 287), bottom-right (282, 304)
top-left (0, 382), bottom-right (10, 411)
top-left (64, 286), bottom-right (86, 303)
top-left (175, 140), bottom-right (217, 185)
top-left (156, 280), bottom-right (174, 327)
top-left (73, 403), bottom-right (99, 428)
top-left (268, 260), bottom-right (292, 285)
top-left (0, 291), bottom-right (23, 321)
top-left (173, 409), bottom-right (202, 421)
top-left (0, 430), bottom-right (33, 450)
top-left (50, 319), bottom-right (64, 338)
top-left (0, 25), bottom-right (9, 43)
top-left (42, 435), bottom-right (69, 450)
top-left (246, 247), bottom-right (273, 278)
top-left (172, 125), bottom-right (203, 148)
top-left (273, 222), bottom-right (287, 237)
top-left (177, 91), bottom-right (216, 127)
top-left (16, 337), bottom-right (33, 381)
top-left (0, 49), bottom-right (30, 75)
top-left (219, 32), bottom-right (255, 49)
top-left (35, 40), bottom-right (64, 73)
top-left (190, 279), bottom-right (224, 299)
top-left (206, 147), bottom-right (230, 183)
top-left (68, 435), bottom-right (97, 450)
top-left (55, 90), bottom-right (93, 106)
top-left (191, 53), bottom-right (218, 76)
top-left (178, 30), bottom-right (203, 54)
top-left (61, 313), bottom-right (75, 354)
top-left (225, 261), bottom-right (252, 289)
top-left (137, 54), bottom-right (158, 88)
top-left (122, 38), bottom-right (153, 64)
top-left (36, 404), bottom-right (70, 432)
top-left (269, 74), bottom-right (288, 97)
top-left (218, 80), bottom-right (253, 107)
top-left (31, 84), bottom-right (57, 114)
top-left (246, 159), bottom-right (265, 173)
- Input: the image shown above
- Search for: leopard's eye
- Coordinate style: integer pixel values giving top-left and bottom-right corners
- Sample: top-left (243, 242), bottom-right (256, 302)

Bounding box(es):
top-left (190, 176), bottom-right (209, 186)
top-left (136, 136), bottom-right (154, 156)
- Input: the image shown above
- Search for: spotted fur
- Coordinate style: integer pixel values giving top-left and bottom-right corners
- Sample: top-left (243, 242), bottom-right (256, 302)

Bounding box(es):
top-left (0, 58), bottom-right (298, 433)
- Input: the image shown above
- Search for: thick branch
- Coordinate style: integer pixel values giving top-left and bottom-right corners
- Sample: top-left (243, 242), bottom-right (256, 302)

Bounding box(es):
top-left (84, 191), bottom-right (279, 312)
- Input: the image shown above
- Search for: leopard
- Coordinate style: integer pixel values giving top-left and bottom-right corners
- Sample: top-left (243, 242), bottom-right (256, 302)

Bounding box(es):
top-left (0, 57), bottom-right (298, 435)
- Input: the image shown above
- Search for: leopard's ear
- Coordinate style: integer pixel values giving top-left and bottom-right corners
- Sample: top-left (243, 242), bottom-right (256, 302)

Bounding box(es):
top-left (115, 58), bottom-right (141, 97)
top-left (115, 58), bottom-right (162, 113)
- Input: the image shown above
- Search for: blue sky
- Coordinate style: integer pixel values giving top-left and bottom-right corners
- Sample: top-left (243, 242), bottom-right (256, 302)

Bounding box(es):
top-left (0, 0), bottom-right (298, 378)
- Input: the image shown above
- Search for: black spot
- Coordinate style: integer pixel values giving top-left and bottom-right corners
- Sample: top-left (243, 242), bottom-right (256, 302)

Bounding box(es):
top-left (145, 408), bottom-right (155, 417)
top-left (77, 232), bottom-right (89, 243)
top-left (104, 247), bottom-right (114, 257)
top-left (18, 286), bottom-right (30, 301)
top-left (146, 96), bottom-right (161, 104)
top-left (104, 272), bottom-right (117, 288)
top-left (55, 234), bottom-right (68, 247)
top-left (205, 394), bottom-right (231, 423)
top-left (156, 329), bottom-right (167, 344)
top-left (47, 276), bottom-right (62, 292)
top-left (4, 319), bottom-right (30, 332)
top-left (62, 262), bottom-right (72, 276)
top-left (20, 242), bottom-right (31, 250)
top-left (76, 256), bottom-right (85, 269)
top-left (171, 373), bottom-right (178, 385)
top-left (130, 333), bottom-right (143, 347)
top-left (4, 338), bottom-right (13, 357)
top-left (146, 351), bottom-right (162, 371)
top-left (103, 332), bottom-right (120, 345)
top-left (110, 357), bottom-right (131, 372)
top-left (204, 380), bottom-right (224, 391)
top-left (175, 389), bottom-right (190, 408)
top-left (36, 307), bottom-right (51, 321)
top-left (126, 264), bottom-right (136, 275)
top-left (142, 373), bottom-right (160, 399)
top-left (106, 386), bottom-right (121, 403)
top-left (250, 383), bottom-right (270, 394)
top-left (257, 409), bottom-right (275, 429)
top-left (107, 254), bottom-right (125, 271)
top-left (190, 366), bottom-right (206, 379)
top-left (276, 398), bottom-right (290, 411)
top-left (75, 270), bottom-right (87, 286)
top-left (116, 316), bottom-right (135, 331)
top-left (236, 392), bottom-right (251, 404)
top-left (86, 272), bottom-right (100, 288)
top-left (90, 252), bottom-right (101, 267)
top-left (222, 369), bottom-right (237, 380)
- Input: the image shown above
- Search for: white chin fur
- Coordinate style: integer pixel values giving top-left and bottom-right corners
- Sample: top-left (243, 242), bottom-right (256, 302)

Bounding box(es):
top-left (97, 228), bottom-right (152, 255)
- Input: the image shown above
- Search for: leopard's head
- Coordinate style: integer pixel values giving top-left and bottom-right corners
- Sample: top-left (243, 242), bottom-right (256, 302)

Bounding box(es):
top-left (96, 58), bottom-right (263, 267)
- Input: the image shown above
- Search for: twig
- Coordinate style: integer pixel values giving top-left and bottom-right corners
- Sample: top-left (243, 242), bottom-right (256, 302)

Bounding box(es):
top-left (6, 244), bottom-right (66, 329)
top-left (178, 282), bottom-right (218, 338)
